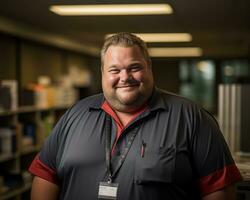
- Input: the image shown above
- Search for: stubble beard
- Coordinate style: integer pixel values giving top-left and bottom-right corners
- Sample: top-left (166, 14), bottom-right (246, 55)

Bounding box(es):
top-left (104, 86), bottom-right (152, 113)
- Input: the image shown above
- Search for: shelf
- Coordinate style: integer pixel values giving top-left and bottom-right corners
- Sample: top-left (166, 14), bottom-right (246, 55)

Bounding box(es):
top-left (2, 182), bottom-right (32, 200)
top-left (18, 105), bottom-right (69, 113)
top-left (237, 162), bottom-right (250, 182)
top-left (20, 145), bottom-right (41, 156)
top-left (0, 110), bottom-right (17, 116)
top-left (0, 104), bottom-right (69, 199)
top-left (0, 105), bottom-right (69, 116)
top-left (0, 146), bottom-right (41, 162)
top-left (0, 153), bottom-right (18, 163)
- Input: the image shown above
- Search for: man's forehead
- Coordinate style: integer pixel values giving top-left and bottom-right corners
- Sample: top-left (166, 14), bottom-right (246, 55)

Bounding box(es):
top-left (102, 44), bottom-right (150, 70)
top-left (106, 44), bottom-right (138, 51)
top-left (104, 46), bottom-right (145, 63)
top-left (105, 45), bottom-right (143, 57)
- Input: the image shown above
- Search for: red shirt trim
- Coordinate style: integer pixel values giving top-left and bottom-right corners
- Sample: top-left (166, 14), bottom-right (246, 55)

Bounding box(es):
top-left (29, 155), bottom-right (59, 184)
top-left (101, 101), bottom-right (124, 133)
top-left (101, 101), bottom-right (148, 129)
top-left (101, 101), bottom-right (148, 155)
top-left (198, 163), bottom-right (243, 196)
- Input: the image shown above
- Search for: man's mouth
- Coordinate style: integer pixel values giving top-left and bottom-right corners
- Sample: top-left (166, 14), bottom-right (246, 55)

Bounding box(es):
top-left (116, 84), bottom-right (139, 88)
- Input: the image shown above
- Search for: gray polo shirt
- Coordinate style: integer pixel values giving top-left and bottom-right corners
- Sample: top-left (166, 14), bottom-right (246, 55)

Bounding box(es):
top-left (29, 88), bottom-right (242, 200)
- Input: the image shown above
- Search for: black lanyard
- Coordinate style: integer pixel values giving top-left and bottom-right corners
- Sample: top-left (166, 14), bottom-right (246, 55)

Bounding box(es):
top-left (105, 115), bottom-right (139, 183)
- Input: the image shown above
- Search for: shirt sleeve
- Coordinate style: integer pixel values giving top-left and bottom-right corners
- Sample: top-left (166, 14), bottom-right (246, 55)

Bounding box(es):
top-left (29, 154), bottom-right (59, 184)
top-left (191, 107), bottom-right (242, 196)
top-left (29, 110), bottom-right (69, 185)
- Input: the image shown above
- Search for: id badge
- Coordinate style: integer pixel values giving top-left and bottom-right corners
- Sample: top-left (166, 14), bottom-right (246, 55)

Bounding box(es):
top-left (98, 182), bottom-right (119, 200)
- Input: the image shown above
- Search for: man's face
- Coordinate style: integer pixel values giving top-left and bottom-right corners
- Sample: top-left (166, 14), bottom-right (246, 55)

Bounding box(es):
top-left (102, 45), bottom-right (154, 112)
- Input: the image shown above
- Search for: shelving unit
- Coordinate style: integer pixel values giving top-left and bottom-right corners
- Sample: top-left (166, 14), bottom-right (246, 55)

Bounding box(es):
top-left (0, 106), bottom-right (68, 200)
top-left (2, 182), bottom-right (32, 200)
top-left (0, 30), bottom-right (98, 200)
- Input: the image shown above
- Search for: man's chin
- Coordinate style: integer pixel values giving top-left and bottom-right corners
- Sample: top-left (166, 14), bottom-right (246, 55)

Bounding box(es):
top-left (118, 97), bottom-right (144, 109)
top-left (117, 93), bottom-right (139, 103)
top-left (117, 86), bottom-right (139, 93)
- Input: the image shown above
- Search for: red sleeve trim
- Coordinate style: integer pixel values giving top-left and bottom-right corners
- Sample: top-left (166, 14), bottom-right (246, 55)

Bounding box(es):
top-left (29, 155), bottom-right (59, 184)
top-left (198, 163), bottom-right (243, 196)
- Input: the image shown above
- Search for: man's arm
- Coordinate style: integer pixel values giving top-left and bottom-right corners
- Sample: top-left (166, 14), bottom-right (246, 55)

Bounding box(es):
top-left (31, 176), bottom-right (59, 200)
top-left (202, 184), bottom-right (236, 200)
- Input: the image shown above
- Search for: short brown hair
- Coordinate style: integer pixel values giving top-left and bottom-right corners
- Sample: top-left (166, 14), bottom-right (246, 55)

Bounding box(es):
top-left (101, 32), bottom-right (151, 68)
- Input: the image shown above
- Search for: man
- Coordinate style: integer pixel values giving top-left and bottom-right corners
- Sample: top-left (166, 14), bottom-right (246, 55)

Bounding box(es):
top-left (29, 32), bottom-right (242, 200)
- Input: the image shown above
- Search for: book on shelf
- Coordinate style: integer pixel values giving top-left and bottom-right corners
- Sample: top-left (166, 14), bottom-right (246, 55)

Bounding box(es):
top-left (21, 122), bottom-right (36, 147)
top-left (0, 175), bottom-right (8, 194)
top-left (20, 83), bottom-right (78, 108)
top-left (36, 114), bottom-right (55, 146)
top-left (0, 80), bottom-right (18, 111)
top-left (0, 127), bottom-right (16, 157)
top-left (0, 171), bottom-right (33, 195)
top-left (0, 85), bottom-right (11, 111)
top-left (0, 171), bottom-right (24, 193)
top-left (19, 88), bottom-right (36, 107)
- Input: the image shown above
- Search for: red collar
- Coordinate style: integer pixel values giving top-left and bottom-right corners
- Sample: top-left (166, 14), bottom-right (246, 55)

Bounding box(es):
top-left (101, 101), bottom-right (148, 129)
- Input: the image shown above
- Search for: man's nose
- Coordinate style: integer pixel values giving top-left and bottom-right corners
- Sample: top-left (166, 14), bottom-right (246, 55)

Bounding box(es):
top-left (120, 70), bottom-right (131, 82)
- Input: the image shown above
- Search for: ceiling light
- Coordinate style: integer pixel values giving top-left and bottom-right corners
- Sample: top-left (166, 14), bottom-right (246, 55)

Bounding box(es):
top-left (136, 33), bottom-right (192, 42)
top-left (148, 47), bottom-right (203, 57)
top-left (106, 33), bottom-right (192, 42)
top-left (49, 4), bottom-right (173, 16)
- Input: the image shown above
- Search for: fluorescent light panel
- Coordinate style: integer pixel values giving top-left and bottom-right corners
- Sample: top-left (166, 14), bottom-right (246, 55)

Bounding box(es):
top-left (49, 4), bottom-right (173, 16)
top-left (136, 33), bottom-right (192, 42)
top-left (106, 33), bottom-right (192, 42)
top-left (148, 47), bottom-right (203, 57)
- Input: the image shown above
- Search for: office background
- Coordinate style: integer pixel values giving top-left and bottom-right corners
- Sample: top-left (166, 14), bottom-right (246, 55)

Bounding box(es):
top-left (0, 0), bottom-right (249, 199)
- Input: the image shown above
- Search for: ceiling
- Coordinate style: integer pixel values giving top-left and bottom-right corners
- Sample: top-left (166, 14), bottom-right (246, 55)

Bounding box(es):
top-left (0, 0), bottom-right (249, 57)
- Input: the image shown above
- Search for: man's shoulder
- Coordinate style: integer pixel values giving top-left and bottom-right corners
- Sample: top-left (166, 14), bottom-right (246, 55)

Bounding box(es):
top-left (157, 88), bottom-right (199, 109)
top-left (68, 93), bottom-right (104, 114)
top-left (77, 93), bottom-right (104, 107)
top-left (157, 89), bottom-right (217, 123)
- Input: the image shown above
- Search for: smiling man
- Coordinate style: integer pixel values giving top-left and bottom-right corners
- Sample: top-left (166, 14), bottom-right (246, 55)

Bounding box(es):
top-left (101, 43), bottom-right (154, 124)
top-left (29, 32), bottom-right (242, 200)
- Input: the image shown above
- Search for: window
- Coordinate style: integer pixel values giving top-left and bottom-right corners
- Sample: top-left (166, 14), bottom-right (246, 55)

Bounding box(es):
top-left (179, 60), bottom-right (216, 112)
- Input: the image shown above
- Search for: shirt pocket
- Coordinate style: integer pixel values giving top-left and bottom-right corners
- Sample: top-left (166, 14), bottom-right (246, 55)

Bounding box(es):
top-left (134, 145), bottom-right (175, 184)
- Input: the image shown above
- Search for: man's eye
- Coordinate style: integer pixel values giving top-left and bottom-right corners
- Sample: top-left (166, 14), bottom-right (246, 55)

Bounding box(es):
top-left (130, 66), bottom-right (141, 72)
top-left (109, 69), bottom-right (120, 74)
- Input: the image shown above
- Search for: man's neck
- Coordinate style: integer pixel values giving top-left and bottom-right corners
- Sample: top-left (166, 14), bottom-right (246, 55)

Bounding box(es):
top-left (114, 105), bottom-right (148, 127)
top-left (102, 100), bottom-right (148, 127)
top-left (114, 111), bottom-right (135, 127)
